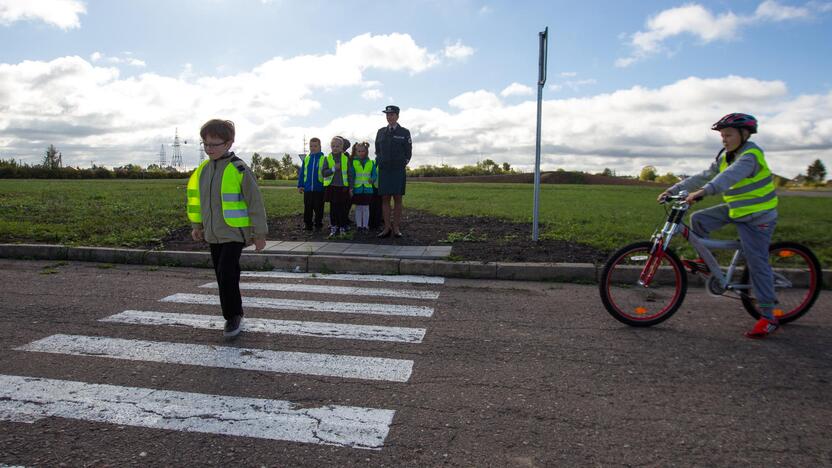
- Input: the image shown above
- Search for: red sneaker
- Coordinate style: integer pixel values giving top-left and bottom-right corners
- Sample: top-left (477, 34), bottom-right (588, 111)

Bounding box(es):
top-left (744, 318), bottom-right (780, 339)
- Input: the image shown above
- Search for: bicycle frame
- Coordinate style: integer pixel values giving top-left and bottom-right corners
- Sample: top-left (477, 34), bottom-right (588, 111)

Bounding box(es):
top-left (642, 192), bottom-right (759, 292)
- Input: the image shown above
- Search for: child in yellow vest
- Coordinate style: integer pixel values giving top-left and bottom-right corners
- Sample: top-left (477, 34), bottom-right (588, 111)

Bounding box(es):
top-left (321, 136), bottom-right (354, 238)
top-left (350, 142), bottom-right (377, 233)
top-left (188, 119), bottom-right (267, 339)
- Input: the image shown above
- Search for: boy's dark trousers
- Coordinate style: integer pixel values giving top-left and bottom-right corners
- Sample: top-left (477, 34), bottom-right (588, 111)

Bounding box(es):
top-left (303, 191), bottom-right (325, 228)
top-left (209, 242), bottom-right (245, 321)
top-left (329, 201), bottom-right (350, 228)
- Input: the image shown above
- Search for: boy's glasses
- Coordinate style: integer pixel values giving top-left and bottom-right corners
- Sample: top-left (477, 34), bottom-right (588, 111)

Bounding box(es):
top-left (202, 141), bottom-right (227, 149)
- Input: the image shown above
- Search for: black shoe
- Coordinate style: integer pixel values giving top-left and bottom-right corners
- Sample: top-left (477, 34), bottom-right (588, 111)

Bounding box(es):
top-left (377, 229), bottom-right (391, 238)
top-left (303, 225), bottom-right (313, 231)
top-left (224, 315), bottom-right (243, 339)
top-left (394, 231), bottom-right (403, 238)
top-left (328, 227), bottom-right (339, 239)
top-left (314, 225), bottom-right (323, 232)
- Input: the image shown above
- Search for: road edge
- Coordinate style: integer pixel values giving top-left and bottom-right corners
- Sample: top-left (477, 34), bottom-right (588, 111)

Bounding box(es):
top-left (1, 243), bottom-right (830, 287)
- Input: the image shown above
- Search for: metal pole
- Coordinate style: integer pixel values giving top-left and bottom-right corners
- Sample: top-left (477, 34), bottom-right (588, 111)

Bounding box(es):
top-left (532, 27), bottom-right (548, 241)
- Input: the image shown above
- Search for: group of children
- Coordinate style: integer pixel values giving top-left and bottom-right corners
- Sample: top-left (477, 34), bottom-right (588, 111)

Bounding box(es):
top-left (296, 136), bottom-right (383, 238)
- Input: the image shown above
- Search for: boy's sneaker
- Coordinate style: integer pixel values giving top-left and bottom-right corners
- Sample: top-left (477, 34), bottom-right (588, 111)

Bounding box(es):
top-left (224, 315), bottom-right (244, 339)
top-left (328, 226), bottom-right (339, 239)
top-left (744, 317), bottom-right (779, 339)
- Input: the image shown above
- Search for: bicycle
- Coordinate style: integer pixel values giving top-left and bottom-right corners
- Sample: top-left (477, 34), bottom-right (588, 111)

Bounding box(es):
top-left (599, 191), bottom-right (823, 327)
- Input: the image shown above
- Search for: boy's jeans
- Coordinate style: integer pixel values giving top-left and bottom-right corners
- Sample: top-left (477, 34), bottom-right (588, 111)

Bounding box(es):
top-left (690, 205), bottom-right (778, 320)
top-left (209, 242), bottom-right (245, 321)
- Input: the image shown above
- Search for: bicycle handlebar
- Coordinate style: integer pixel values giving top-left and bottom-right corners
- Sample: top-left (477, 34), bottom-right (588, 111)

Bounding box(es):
top-left (659, 190), bottom-right (703, 205)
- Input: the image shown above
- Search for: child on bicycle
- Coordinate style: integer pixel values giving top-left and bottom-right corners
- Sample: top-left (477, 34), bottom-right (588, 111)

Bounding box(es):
top-left (658, 113), bottom-right (779, 339)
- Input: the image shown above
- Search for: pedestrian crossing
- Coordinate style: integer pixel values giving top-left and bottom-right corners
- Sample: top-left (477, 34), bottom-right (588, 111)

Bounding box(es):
top-left (161, 293), bottom-right (435, 317)
top-left (102, 310), bottom-right (427, 343)
top-left (2, 269), bottom-right (442, 450)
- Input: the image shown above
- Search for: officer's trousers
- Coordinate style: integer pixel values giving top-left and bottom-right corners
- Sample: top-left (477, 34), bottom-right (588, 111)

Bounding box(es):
top-left (690, 204), bottom-right (778, 320)
top-left (209, 242), bottom-right (244, 321)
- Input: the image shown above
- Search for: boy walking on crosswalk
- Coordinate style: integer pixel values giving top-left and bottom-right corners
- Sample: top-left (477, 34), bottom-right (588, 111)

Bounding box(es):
top-left (187, 119), bottom-right (268, 339)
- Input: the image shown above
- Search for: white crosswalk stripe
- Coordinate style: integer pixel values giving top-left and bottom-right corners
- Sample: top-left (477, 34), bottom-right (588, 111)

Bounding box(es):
top-left (200, 281), bottom-right (441, 300)
top-left (0, 374), bottom-right (394, 450)
top-left (242, 271), bottom-right (445, 284)
top-left (17, 334), bottom-right (414, 382)
top-left (161, 292), bottom-right (434, 317)
top-left (10, 271), bottom-right (445, 451)
top-left (101, 310), bottom-right (427, 343)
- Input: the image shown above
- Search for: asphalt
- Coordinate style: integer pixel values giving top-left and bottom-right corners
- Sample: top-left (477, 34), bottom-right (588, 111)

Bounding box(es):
top-left (2, 259), bottom-right (831, 466)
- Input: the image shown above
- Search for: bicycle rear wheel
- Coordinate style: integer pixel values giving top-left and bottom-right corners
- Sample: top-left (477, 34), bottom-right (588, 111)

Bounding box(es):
top-left (599, 241), bottom-right (687, 327)
top-left (741, 241), bottom-right (822, 324)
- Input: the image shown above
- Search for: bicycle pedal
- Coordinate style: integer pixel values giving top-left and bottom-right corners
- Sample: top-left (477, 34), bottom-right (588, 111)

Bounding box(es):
top-left (683, 260), bottom-right (710, 275)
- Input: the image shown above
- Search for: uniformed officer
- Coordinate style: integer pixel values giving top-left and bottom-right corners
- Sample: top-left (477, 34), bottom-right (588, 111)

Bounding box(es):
top-left (374, 105), bottom-right (412, 238)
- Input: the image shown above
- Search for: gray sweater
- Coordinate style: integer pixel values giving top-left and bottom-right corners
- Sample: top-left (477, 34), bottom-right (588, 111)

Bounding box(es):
top-left (669, 142), bottom-right (767, 196)
top-left (190, 152), bottom-right (268, 244)
top-left (667, 141), bottom-right (776, 221)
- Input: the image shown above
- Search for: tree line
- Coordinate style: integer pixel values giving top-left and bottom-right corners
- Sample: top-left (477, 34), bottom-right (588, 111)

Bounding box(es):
top-left (2, 145), bottom-right (827, 185)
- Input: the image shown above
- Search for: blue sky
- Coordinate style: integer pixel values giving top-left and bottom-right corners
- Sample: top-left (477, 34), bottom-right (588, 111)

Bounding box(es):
top-left (1, 0), bottom-right (831, 177)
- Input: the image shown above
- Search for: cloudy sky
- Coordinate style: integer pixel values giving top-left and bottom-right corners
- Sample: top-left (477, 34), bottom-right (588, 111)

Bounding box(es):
top-left (1, 0), bottom-right (831, 177)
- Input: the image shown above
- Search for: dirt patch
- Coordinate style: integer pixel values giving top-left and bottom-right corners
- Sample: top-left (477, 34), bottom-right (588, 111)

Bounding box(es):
top-left (159, 209), bottom-right (607, 264)
top-left (411, 171), bottom-right (662, 186)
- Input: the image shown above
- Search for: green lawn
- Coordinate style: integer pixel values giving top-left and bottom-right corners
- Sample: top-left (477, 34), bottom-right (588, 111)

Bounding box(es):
top-left (1, 179), bottom-right (830, 266)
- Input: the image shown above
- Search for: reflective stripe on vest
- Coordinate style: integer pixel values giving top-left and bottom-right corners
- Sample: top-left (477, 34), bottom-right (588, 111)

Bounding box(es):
top-left (301, 154), bottom-right (324, 186)
top-left (323, 153), bottom-right (349, 186)
top-left (186, 160), bottom-right (210, 223)
top-left (186, 159), bottom-right (251, 227)
top-left (719, 144), bottom-right (778, 219)
top-left (352, 159), bottom-right (374, 188)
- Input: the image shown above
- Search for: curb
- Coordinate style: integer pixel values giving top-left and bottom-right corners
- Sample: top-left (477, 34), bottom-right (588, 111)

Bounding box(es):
top-left (0, 243), bottom-right (599, 283)
top-left (2, 243), bottom-right (830, 286)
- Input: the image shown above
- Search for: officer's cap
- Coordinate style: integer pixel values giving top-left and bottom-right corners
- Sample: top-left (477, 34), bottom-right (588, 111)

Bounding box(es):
top-left (382, 105), bottom-right (400, 114)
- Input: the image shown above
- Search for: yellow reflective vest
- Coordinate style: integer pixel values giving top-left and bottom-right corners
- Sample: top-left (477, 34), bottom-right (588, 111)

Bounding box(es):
top-left (187, 158), bottom-right (251, 227)
top-left (352, 158), bottom-right (375, 189)
top-left (323, 153), bottom-right (349, 186)
top-left (719, 144), bottom-right (778, 219)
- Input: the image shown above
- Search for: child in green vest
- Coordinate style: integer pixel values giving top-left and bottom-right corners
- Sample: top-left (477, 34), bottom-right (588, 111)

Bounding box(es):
top-left (188, 119), bottom-right (268, 339)
top-left (658, 113), bottom-right (779, 339)
top-left (350, 142), bottom-right (377, 233)
top-left (321, 136), bottom-right (354, 238)
top-left (297, 137), bottom-right (325, 231)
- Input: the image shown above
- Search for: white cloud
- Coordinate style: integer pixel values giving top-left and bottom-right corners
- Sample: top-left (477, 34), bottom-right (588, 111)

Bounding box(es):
top-left (2, 35), bottom-right (829, 178)
top-left (617, 1), bottom-right (823, 67)
top-left (443, 40), bottom-right (475, 60)
top-left (361, 89), bottom-right (384, 101)
top-left (479, 5), bottom-right (493, 14)
top-left (500, 82), bottom-right (534, 97)
top-left (88, 51), bottom-right (146, 68)
top-left (0, 0), bottom-right (85, 29)
top-left (448, 90), bottom-right (502, 110)
top-left (0, 33), bottom-right (443, 168)
top-left (336, 32), bottom-right (438, 73)
top-left (354, 75), bottom-right (826, 178)
top-left (548, 78), bottom-right (597, 93)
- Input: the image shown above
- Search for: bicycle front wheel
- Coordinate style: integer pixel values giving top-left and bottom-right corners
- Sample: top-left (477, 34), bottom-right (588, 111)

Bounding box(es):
top-left (741, 241), bottom-right (822, 324)
top-left (599, 241), bottom-right (687, 327)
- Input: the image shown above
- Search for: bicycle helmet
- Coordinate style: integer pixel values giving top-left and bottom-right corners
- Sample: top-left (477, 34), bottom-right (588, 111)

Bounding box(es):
top-left (711, 113), bottom-right (758, 134)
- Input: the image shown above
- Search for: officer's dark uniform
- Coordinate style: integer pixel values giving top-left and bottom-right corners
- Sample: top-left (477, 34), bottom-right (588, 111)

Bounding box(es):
top-left (374, 105), bottom-right (412, 196)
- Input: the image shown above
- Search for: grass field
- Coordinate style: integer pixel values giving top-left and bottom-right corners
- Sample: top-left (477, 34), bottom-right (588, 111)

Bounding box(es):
top-left (1, 178), bottom-right (830, 266)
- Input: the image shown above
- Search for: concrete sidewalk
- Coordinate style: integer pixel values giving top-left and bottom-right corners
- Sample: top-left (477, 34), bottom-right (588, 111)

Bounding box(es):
top-left (247, 241), bottom-right (452, 260)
